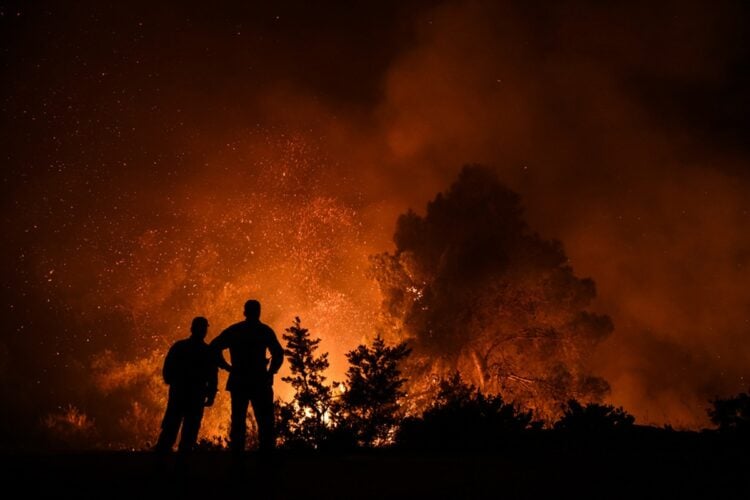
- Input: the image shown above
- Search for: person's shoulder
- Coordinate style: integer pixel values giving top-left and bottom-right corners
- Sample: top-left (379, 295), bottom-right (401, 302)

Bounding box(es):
top-left (170, 338), bottom-right (190, 351)
top-left (223, 321), bottom-right (245, 333)
top-left (259, 322), bottom-right (276, 335)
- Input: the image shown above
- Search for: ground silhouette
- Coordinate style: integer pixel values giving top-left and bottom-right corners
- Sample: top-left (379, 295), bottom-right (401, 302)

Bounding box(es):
top-left (7, 432), bottom-right (748, 498)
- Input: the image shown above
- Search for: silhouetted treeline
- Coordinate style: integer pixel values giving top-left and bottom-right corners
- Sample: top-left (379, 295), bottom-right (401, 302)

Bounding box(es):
top-left (273, 318), bottom-right (748, 451)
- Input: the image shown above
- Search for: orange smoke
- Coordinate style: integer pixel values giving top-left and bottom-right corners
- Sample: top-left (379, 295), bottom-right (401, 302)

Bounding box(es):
top-left (374, 1), bottom-right (750, 428)
top-left (5, 1), bottom-right (750, 448)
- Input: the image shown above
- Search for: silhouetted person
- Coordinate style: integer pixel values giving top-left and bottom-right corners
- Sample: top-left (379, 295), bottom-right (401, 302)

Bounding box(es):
top-left (211, 300), bottom-right (283, 454)
top-left (155, 316), bottom-right (218, 453)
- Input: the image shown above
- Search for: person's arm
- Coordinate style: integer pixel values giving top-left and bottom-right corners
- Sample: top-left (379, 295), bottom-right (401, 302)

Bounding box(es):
top-left (267, 327), bottom-right (284, 375)
top-left (162, 344), bottom-right (177, 385)
top-left (209, 328), bottom-right (232, 372)
top-left (205, 357), bottom-right (219, 406)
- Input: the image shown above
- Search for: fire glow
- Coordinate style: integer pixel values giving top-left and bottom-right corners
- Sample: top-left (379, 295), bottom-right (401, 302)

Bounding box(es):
top-left (4, 1), bottom-right (750, 449)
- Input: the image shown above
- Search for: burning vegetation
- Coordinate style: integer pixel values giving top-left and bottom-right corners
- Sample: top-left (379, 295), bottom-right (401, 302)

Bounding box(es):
top-left (33, 164), bottom-right (749, 450)
top-left (371, 166), bottom-right (613, 420)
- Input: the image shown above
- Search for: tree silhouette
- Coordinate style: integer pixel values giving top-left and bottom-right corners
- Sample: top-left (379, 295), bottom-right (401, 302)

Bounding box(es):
top-left (554, 399), bottom-right (634, 432)
top-left (397, 372), bottom-right (538, 450)
top-left (370, 165), bottom-right (612, 420)
top-left (278, 317), bottom-right (333, 448)
top-left (335, 336), bottom-right (411, 447)
top-left (709, 389), bottom-right (750, 433)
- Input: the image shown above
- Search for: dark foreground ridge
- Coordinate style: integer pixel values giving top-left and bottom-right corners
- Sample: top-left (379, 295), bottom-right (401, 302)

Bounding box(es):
top-left (3, 431), bottom-right (748, 499)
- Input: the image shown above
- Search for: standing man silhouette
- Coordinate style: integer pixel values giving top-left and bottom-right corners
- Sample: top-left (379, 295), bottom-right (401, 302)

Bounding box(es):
top-left (155, 316), bottom-right (218, 453)
top-left (211, 300), bottom-right (284, 454)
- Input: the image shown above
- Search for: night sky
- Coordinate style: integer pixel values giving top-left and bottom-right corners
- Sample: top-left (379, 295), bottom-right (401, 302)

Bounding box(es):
top-left (2, 0), bottom-right (750, 447)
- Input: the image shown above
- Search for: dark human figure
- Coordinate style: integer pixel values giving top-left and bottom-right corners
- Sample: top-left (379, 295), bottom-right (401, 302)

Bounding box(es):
top-left (211, 300), bottom-right (284, 454)
top-left (155, 316), bottom-right (218, 453)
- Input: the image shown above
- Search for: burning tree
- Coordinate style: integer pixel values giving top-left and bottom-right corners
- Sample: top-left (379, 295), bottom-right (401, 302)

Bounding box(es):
top-left (278, 317), bottom-right (333, 448)
top-left (370, 165), bottom-right (613, 420)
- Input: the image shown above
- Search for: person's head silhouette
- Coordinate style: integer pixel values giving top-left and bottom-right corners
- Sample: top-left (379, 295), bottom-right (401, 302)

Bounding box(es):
top-left (244, 300), bottom-right (261, 321)
top-left (191, 316), bottom-right (209, 340)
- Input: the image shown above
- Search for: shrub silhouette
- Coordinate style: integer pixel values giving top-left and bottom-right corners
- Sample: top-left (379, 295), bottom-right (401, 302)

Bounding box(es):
top-left (709, 389), bottom-right (750, 433)
top-left (397, 372), bottom-right (538, 450)
top-left (554, 400), bottom-right (635, 432)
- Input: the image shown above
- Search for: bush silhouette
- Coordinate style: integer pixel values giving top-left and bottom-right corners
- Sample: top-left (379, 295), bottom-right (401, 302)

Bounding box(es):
top-left (709, 389), bottom-right (750, 433)
top-left (397, 372), bottom-right (538, 450)
top-left (554, 400), bottom-right (634, 432)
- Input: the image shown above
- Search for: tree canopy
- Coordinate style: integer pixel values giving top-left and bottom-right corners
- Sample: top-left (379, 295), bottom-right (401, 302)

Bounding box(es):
top-left (371, 165), bottom-right (613, 420)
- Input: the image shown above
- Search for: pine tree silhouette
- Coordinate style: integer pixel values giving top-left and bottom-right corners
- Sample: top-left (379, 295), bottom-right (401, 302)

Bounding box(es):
top-left (335, 336), bottom-right (411, 447)
top-left (278, 317), bottom-right (333, 448)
